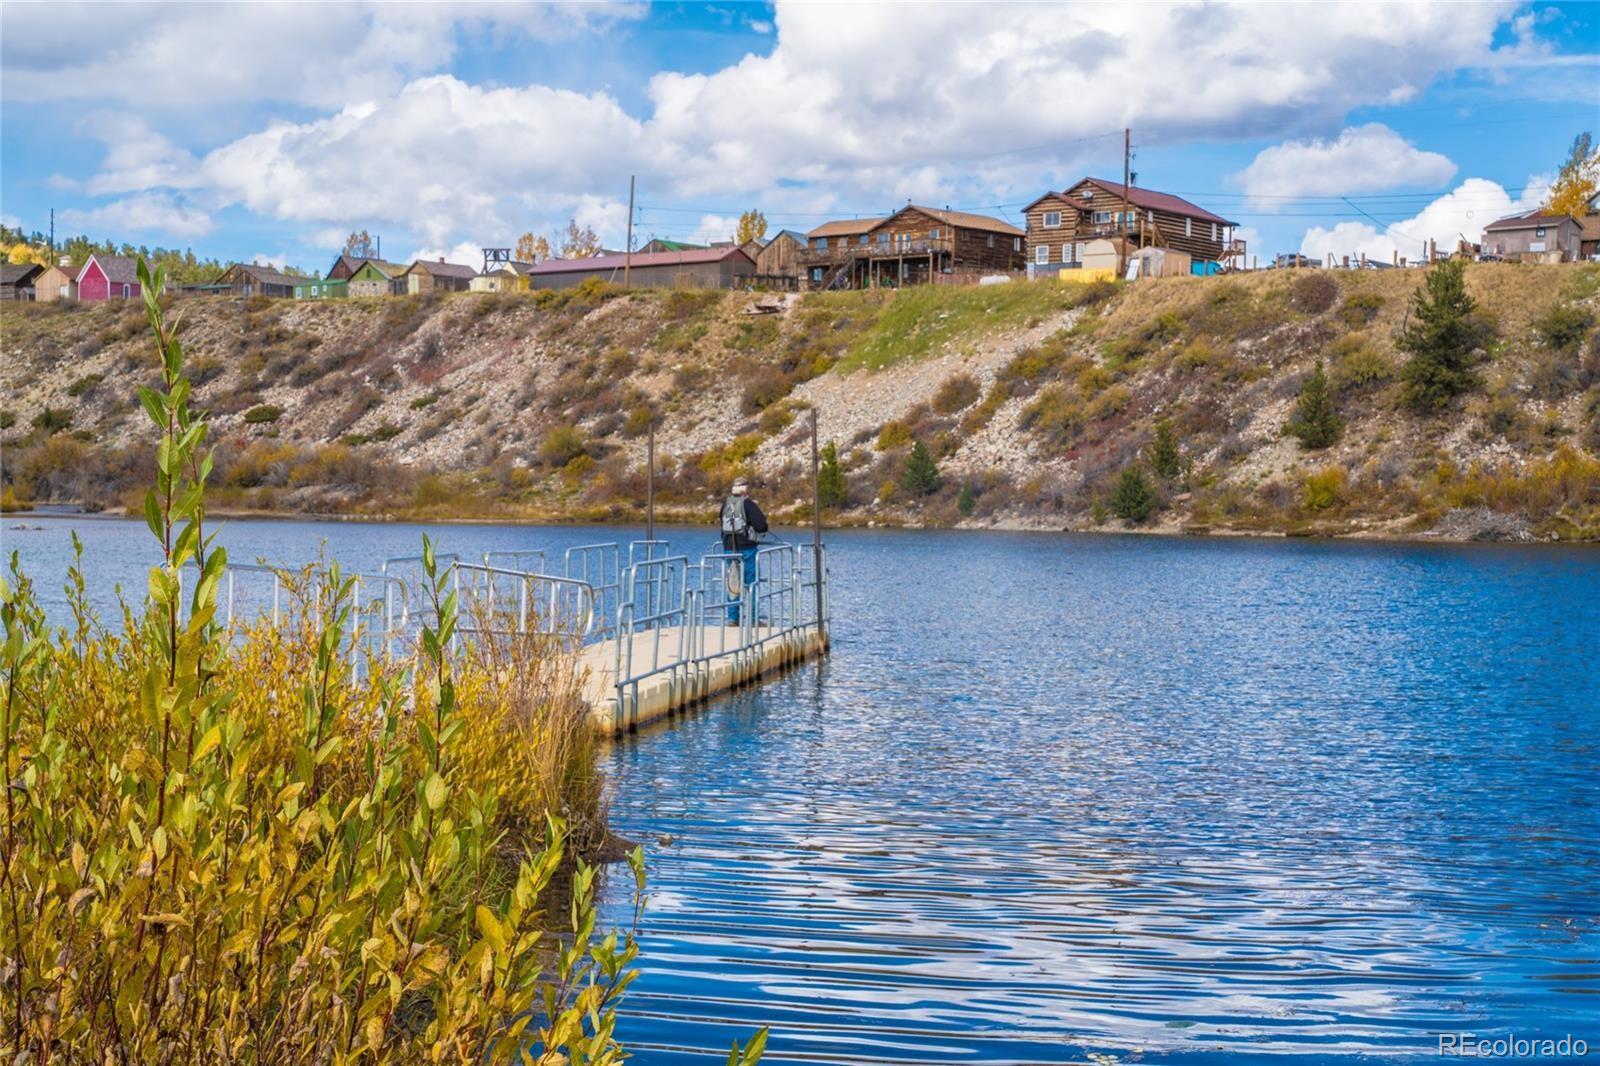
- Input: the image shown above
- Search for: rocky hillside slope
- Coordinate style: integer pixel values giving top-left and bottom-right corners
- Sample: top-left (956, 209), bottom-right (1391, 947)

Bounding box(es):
top-left (4, 264), bottom-right (1598, 540)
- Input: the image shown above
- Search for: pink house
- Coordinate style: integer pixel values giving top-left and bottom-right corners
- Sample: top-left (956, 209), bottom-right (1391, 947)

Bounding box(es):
top-left (76, 254), bottom-right (141, 301)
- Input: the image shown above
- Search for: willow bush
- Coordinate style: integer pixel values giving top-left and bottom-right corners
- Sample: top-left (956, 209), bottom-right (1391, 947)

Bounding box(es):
top-left (0, 261), bottom-right (767, 1063)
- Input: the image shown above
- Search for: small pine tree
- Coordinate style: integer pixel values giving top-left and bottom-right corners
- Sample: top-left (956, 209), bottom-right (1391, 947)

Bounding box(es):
top-left (1286, 361), bottom-right (1343, 450)
top-left (1109, 465), bottom-right (1155, 525)
top-left (817, 441), bottom-right (848, 508)
top-left (1147, 419), bottom-right (1181, 480)
top-left (1399, 259), bottom-right (1484, 412)
top-left (900, 439), bottom-right (941, 497)
top-left (956, 481), bottom-right (976, 516)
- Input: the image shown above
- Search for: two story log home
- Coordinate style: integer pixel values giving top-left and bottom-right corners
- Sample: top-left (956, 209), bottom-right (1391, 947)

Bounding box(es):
top-left (799, 206), bottom-right (1025, 290)
top-left (1024, 178), bottom-right (1240, 277)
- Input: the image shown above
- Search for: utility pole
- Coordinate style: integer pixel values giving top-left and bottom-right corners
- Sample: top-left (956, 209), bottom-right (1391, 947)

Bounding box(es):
top-left (645, 417), bottom-right (655, 543)
top-left (624, 175), bottom-right (635, 288)
top-left (1120, 127), bottom-right (1131, 277)
top-left (810, 408), bottom-right (824, 638)
top-left (49, 209), bottom-right (54, 252)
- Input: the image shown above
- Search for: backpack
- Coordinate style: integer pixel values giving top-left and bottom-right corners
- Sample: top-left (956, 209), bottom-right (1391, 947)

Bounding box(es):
top-left (720, 496), bottom-right (749, 541)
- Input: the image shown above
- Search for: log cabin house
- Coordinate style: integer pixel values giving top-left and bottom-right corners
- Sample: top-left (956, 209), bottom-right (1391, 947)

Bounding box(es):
top-left (1024, 178), bottom-right (1241, 277)
top-left (214, 262), bottom-right (300, 299)
top-left (799, 206), bottom-right (1025, 290)
top-left (401, 257), bottom-right (477, 294)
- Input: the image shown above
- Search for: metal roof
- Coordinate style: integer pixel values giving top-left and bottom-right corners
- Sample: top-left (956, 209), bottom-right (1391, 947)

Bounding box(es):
top-left (0, 263), bottom-right (43, 284)
top-left (902, 205), bottom-right (1025, 237)
top-left (406, 259), bottom-right (478, 279)
top-left (522, 247), bottom-right (755, 275)
top-left (81, 254), bottom-right (141, 285)
top-left (806, 217), bottom-right (885, 239)
top-left (1028, 179), bottom-right (1237, 227)
top-left (1483, 208), bottom-right (1576, 232)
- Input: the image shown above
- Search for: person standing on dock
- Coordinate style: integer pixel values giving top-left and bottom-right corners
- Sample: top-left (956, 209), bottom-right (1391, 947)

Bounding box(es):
top-left (720, 477), bottom-right (768, 623)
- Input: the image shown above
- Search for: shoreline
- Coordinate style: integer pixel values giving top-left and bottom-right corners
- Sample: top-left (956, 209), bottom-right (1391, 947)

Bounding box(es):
top-left (8, 501), bottom-right (1594, 549)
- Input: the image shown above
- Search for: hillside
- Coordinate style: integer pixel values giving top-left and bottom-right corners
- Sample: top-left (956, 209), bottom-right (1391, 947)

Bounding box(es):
top-left (3, 264), bottom-right (1598, 541)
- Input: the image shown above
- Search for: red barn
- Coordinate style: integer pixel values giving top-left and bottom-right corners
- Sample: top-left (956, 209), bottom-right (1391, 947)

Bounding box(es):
top-left (76, 254), bottom-right (141, 301)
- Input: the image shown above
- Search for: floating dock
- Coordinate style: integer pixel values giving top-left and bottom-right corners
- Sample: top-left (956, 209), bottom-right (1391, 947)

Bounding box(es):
top-left (206, 538), bottom-right (830, 736)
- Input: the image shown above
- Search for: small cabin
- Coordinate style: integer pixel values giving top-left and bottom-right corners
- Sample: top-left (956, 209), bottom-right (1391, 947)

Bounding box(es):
top-left (215, 262), bottom-right (300, 299)
top-left (294, 277), bottom-right (348, 299)
top-left (33, 260), bottom-right (78, 303)
top-left (0, 263), bottom-right (43, 301)
top-left (401, 258), bottom-right (478, 295)
top-left (77, 254), bottom-right (141, 301)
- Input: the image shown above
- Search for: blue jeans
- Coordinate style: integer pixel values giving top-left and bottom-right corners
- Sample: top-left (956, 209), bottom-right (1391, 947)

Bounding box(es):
top-left (727, 547), bottom-right (758, 624)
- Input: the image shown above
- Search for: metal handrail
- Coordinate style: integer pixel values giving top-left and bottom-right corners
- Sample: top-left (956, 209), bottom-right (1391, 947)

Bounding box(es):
top-left (452, 562), bottom-right (598, 639)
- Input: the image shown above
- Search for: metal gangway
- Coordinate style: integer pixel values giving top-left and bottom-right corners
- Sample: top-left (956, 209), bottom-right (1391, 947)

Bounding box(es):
top-left (189, 538), bottom-right (830, 733)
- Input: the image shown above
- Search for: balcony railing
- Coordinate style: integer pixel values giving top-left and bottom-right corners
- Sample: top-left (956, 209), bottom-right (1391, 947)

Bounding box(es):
top-left (797, 237), bottom-right (954, 263)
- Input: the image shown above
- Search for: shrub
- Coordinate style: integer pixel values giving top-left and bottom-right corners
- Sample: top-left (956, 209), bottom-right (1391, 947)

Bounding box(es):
top-left (1399, 260), bottom-right (1487, 412)
top-left (818, 441), bottom-right (849, 508)
top-left (1304, 466), bottom-right (1347, 510)
top-left (1286, 362), bottom-right (1343, 450)
top-left (31, 407), bottom-right (73, 434)
top-left (0, 485), bottom-right (30, 512)
top-left (0, 409), bottom-right (14, 430)
top-left (956, 481), bottom-right (976, 517)
top-left (1109, 465), bottom-right (1155, 524)
top-left (1147, 419), bottom-right (1182, 480)
top-left (410, 390), bottom-right (441, 409)
top-left (933, 372), bottom-right (981, 414)
top-left (875, 420), bottom-right (913, 451)
top-left (1329, 334), bottom-right (1392, 392)
top-left (66, 372), bottom-right (105, 397)
top-left (242, 403), bottom-right (283, 424)
top-left (1337, 291), bottom-right (1385, 327)
top-left (899, 439), bottom-right (941, 497)
top-left (1535, 301), bottom-right (1596, 353)
top-left (1290, 271), bottom-right (1340, 315)
top-left (622, 403), bottom-right (654, 438)
top-left (539, 423), bottom-right (588, 468)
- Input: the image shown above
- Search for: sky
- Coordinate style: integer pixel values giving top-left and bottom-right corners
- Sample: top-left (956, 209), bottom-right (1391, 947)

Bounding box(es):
top-left (1, 0), bottom-right (1596, 273)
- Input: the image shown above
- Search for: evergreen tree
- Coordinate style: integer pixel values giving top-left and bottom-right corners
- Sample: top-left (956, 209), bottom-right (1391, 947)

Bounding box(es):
top-left (957, 481), bottom-right (976, 516)
top-left (817, 441), bottom-right (848, 508)
top-left (1286, 361), bottom-right (1343, 450)
top-left (1147, 418), bottom-right (1182, 479)
top-left (1109, 465), bottom-right (1155, 524)
top-left (900, 439), bottom-right (941, 497)
top-left (1399, 260), bottom-right (1484, 412)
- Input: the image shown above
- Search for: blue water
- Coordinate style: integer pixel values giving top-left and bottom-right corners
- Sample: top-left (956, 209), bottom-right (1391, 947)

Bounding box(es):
top-left (5, 516), bottom-right (1598, 1062)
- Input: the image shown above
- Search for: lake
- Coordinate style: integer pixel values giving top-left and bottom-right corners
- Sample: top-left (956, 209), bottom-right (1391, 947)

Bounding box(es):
top-left (5, 514), bottom-right (1598, 1063)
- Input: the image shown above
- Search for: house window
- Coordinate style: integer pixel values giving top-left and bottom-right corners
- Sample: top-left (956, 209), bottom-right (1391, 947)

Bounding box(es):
top-left (1210, 222), bottom-right (1217, 241)
top-left (987, 234), bottom-right (994, 248)
top-left (1536, 227), bottom-right (1546, 238)
top-left (1035, 245), bottom-right (1049, 264)
top-left (1094, 211), bottom-right (1112, 224)
top-left (878, 232), bottom-right (890, 245)
top-left (813, 238), bottom-right (826, 250)
top-left (1013, 237), bottom-right (1021, 252)
top-left (1043, 211), bottom-right (1062, 228)
top-left (1185, 218), bottom-right (1193, 238)
top-left (812, 267), bottom-right (823, 282)
top-left (1074, 242), bottom-right (1085, 263)
top-left (122, 283), bottom-right (131, 297)
top-left (1147, 210), bottom-right (1153, 223)
top-left (859, 234), bottom-right (869, 245)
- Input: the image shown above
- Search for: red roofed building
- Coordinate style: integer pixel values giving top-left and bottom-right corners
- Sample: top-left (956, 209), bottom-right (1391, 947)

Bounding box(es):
top-left (77, 254), bottom-right (141, 301)
top-left (522, 247), bottom-right (756, 291)
top-left (1024, 178), bottom-right (1241, 276)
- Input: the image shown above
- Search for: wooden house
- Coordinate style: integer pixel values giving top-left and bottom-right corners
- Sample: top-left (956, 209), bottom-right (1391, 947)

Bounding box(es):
top-left (215, 262), bottom-right (300, 299)
top-left (402, 258), bottom-right (477, 294)
top-left (1024, 178), bottom-right (1240, 277)
top-left (33, 259), bottom-right (78, 303)
top-left (1482, 209), bottom-right (1584, 262)
top-left (0, 263), bottom-right (43, 301)
top-left (77, 254), bottom-right (140, 301)
top-left (294, 277), bottom-right (348, 299)
top-left (752, 229), bottom-right (807, 286)
top-left (522, 247), bottom-right (755, 291)
top-left (798, 206), bottom-right (1024, 290)
top-left (346, 260), bottom-right (407, 297)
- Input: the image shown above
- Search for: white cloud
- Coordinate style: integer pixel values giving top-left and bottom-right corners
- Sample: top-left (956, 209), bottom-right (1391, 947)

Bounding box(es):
top-left (1235, 124), bottom-right (1457, 204)
top-left (410, 241), bottom-right (490, 270)
top-left (59, 193), bottom-right (213, 238)
top-left (1298, 176), bottom-right (1542, 263)
top-left (686, 214), bottom-right (738, 245)
top-left (0, 1), bottom-right (644, 108)
top-left (46, 1), bottom-right (1554, 254)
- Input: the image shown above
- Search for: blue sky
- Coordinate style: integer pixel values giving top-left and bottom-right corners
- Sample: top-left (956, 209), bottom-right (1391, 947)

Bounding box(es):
top-left (1, 1), bottom-right (1595, 273)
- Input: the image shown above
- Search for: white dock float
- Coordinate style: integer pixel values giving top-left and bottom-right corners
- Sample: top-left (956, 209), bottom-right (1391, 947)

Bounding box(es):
top-left (582, 623), bottom-right (829, 735)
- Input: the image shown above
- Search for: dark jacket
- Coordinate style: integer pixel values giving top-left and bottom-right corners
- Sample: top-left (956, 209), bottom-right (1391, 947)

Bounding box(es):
top-left (720, 495), bottom-right (769, 550)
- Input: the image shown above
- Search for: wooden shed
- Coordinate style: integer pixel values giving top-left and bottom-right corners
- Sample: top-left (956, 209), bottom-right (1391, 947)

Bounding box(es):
top-left (522, 248), bottom-right (756, 291)
top-left (0, 263), bottom-right (43, 301)
top-left (33, 259), bottom-right (78, 303)
top-left (1482, 210), bottom-right (1584, 262)
top-left (402, 258), bottom-right (477, 294)
top-left (753, 230), bottom-right (807, 286)
top-left (215, 263), bottom-right (300, 299)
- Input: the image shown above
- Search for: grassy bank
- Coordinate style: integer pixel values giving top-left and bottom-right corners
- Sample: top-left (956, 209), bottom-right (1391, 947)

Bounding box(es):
top-left (3, 263), bottom-right (1597, 541)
